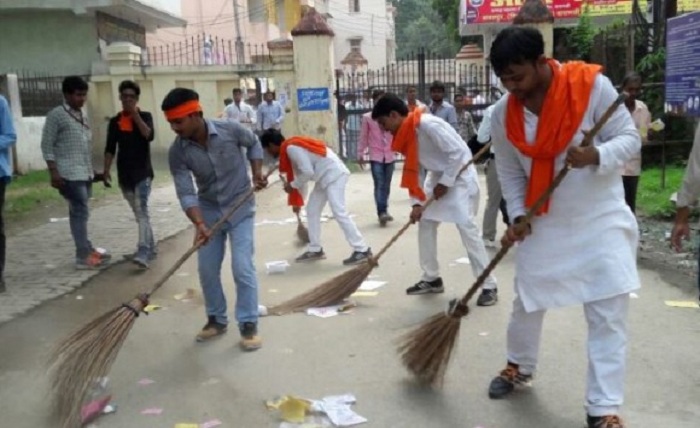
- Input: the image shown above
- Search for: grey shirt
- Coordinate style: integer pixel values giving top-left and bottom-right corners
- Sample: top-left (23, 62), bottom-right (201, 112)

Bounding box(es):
top-left (168, 119), bottom-right (263, 223)
top-left (41, 103), bottom-right (93, 181)
top-left (429, 101), bottom-right (459, 131)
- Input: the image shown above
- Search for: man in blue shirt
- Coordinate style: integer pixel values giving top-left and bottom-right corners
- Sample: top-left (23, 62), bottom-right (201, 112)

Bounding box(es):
top-left (0, 94), bottom-right (17, 294)
top-left (163, 88), bottom-right (267, 351)
top-left (428, 80), bottom-right (458, 131)
top-left (256, 90), bottom-right (284, 133)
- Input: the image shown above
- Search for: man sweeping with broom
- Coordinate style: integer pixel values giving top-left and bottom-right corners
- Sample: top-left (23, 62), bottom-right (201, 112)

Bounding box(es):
top-left (164, 88), bottom-right (267, 351)
top-left (371, 93), bottom-right (498, 305)
top-left (260, 129), bottom-right (372, 265)
top-left (486, 27), bottom-right (640, 428)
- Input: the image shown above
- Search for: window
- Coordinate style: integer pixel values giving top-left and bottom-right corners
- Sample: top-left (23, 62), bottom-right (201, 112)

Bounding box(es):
top-left (349, 39), bottom-right (362, 53)
top-left (349, 0), bottom-right (360, 13)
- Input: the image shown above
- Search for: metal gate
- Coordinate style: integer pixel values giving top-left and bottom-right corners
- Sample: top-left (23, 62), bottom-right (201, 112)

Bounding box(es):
top-left (335, 48), bottom-right (502, 161)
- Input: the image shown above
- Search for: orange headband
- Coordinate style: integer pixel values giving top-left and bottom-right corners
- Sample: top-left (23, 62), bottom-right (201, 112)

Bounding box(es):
top-left (164, 100), bottom-right (202, 120)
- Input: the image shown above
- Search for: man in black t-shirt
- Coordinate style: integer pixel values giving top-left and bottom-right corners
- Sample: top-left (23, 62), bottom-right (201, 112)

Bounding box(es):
top-left (104, 80), bottom-right (156, 268)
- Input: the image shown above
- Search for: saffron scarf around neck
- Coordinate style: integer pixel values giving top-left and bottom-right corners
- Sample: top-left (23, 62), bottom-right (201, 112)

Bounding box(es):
top-left (506, 59), bottom-right (601, 215)
top-left (118, 111), bottom-right (135, 132)
top-left (279, 137), bottom-right (328, 206)
top-left (391, 108), bottom-right (426, 201)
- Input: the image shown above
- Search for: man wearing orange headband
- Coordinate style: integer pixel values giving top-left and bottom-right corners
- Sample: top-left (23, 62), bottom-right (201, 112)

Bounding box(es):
top-left (163, 88), bottom-right (268, 351)
top-left (486, 27), bottom-right (640, 428)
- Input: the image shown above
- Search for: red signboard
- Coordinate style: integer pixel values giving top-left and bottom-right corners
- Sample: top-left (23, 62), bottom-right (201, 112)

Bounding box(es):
top-left (464, 0), bottom-right (631, 24)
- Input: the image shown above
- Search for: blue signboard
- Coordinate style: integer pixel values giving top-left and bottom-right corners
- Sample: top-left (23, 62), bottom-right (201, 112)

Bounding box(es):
top-left (297, 88), bottom-right (330, 112)
top-left (666, 11), bottom-right (700, 117)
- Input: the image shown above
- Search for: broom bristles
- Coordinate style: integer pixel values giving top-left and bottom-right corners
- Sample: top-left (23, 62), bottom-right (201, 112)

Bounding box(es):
top-left (296, 222), bottom-right (310, 244)
top-left (48, 296), bottom-right (145, 427)
top-left (269, 262), bottom-right (374, 315)
top-left (397, 313), bottom-right (462, 387)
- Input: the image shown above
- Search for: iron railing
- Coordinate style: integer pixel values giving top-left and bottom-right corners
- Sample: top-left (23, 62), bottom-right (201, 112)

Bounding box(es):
top-left (145, 34), bottom-right (270, 67)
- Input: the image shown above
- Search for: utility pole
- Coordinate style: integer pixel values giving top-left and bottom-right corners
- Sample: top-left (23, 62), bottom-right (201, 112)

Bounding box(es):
top-left (233, 0), bottom-right (245, 64)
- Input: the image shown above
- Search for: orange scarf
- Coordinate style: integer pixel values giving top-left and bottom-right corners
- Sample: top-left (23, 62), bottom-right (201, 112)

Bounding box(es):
top-left (391, 108), bottom-right (426, 201)
top-left (506, 59), bottom-right (601, 215)
top-left (279, 137), bottom-right (328, 206)
top-left (118, 111), bottom-right (133, 132)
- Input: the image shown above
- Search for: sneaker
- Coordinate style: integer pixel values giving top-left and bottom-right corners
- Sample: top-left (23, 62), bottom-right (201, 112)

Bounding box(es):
top-left (240, 322), bottom-right (262, 351)
top-left (406, 278), bottom-right (444, 295)
top-left (132, 249), bottom-right (150, 269)
top-left (477, 288), bottom-right (498, 306)
top-left (385, 213), bottom-right (394, 222)
top-left (76, 253), bottom-right (106, 270)
top-left (124, 251), bottom-right (158, 262)
top-left (195, 316), bottom-right (228, 342)
top-left (484, 239), bottom-right (498, 249)
top-left (92, 248), bottom-right (112, 261)
top-left (295, 250), bottom-right (326, 263)
top-left (488, 363), bottom-right (533, 399)
top-left (378, 213), bottom-right (393, 227)
top-left (587, 415), bottom-right (625, 428)
top-left (342, 249), bottom-right (373, 266)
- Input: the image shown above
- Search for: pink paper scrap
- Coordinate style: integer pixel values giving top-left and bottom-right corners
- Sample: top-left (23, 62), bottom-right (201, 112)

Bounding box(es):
top-left (201, 419), bottom-right (223, 428)
top-left (138, 378), bottom-right (155, 386)
top-left (140, 407), bottom-right (163, 415)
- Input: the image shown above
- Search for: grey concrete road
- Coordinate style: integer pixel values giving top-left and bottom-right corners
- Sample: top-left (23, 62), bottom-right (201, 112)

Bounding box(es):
top-left (0, 171), bottom-right (699, 428)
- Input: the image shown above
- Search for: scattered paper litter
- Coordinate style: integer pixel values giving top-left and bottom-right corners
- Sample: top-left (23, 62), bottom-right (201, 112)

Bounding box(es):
top-left (81, 395), bottom-right (112, 424)
top-left (630, 292), bottom-right (639, 299)
top-left (478, 332), bottom-right (489, 337)
top-left (45, 264), bottom-right (56, 269)
top-left (306, 302), bottom-right (356, 318)
top-left (144, 305), bottom-right (162, 313)
top-left (102, 403), bottom-right (117, 414)
top-left (351, 291), bottom-right (378, 297)
top-left (259, 304), bottom-right (269, 316)
top-left (49, 217), bottom-right (69, 223)
top-left (174, 288), bottom-right (197, 301)
top-left (269, 289), bottom-right (279, 293)
top-left (174, 424), bottom-right (198, 428)
top-left (358, 280), bottom-right (386, 291)
top-left (176, 272), bottom-right (190, 277)
top-left (137, 378), bottom-right (155, 386)
top-left (76, 295), bottom-right (84, 300)
top-left (140, 407), bottom-right (163, 415)
top-left (454, 257), bottom-right (471, 265)
top-left (267, 394), bottom-right (366, 427)
top-left (664, 300), bottom-right (699, 309)
top-left (200, 420), bottom-right (223, 428)
top-left (266, 260), bottom-right (290, 274)
top-left (201, 377), bottom-right (221, 386)
top-left (157, 208), bottom-right (171, 213)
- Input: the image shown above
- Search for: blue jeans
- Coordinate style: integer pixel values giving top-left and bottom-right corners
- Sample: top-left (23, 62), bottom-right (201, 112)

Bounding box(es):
top-left (121, 178), bottom-right (155, 256)
top-left (198, 208), bottom-right (258, 329)
top-left (59, 180), bottom-right (93, 262)
top-left (370, 161), bottom-right (394, 216)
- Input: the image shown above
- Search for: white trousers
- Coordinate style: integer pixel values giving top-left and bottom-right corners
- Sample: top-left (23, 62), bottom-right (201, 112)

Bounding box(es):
top-left (506, 293), bottom-right (630, 417)
top-left (306, 175), bottom-right (368, 253)
top-left (418, 192), bottom-right (497, 289)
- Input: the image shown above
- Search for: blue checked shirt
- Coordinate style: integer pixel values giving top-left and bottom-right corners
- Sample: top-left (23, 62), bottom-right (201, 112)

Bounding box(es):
top-left (256, 100), bottom-right (284, 131)
top-left (41, 103), bottom-right (93, 181)
top-left (169, 119), bottom-right (263, 223)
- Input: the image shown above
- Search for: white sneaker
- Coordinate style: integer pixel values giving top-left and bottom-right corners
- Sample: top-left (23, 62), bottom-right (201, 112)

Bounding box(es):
top-left (484, 239), bottom-right (498, 249)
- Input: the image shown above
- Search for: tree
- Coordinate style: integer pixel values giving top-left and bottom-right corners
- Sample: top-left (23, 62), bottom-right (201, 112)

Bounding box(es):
top-left (393, 0), bottom-right (459, 57)
top-left (432, 0), bottom-right (461, 47)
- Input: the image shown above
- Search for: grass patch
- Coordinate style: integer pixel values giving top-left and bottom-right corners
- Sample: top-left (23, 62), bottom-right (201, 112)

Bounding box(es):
top-left (637, 166), bottom-right (685, 219)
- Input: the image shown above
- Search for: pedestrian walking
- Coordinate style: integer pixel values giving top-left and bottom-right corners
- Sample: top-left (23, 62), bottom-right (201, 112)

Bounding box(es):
top-left (257, 90), bottom-right (284, 133)
top-left (224, 88), bottom-right (256, 130)
top-left (41, 76), bottom-right (111, 270)
top-left (163, 87), bottom-right (267, 350)
top-left (103, 80), bottom-right (157, 268)
top-left (260, 129), bottom-right (372, 266)
top-left (371, 93), bottom-right (498, 306)
top-left (487, 27), bottom-right (640, 428)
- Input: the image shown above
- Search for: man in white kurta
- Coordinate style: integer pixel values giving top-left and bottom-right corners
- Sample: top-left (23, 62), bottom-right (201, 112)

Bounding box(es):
top-left (371, 93), bottom-right (498, 306)
top-left (487, 26), bottom-right (640, 428)
top-left (259, 130), bottom-right (372, 266)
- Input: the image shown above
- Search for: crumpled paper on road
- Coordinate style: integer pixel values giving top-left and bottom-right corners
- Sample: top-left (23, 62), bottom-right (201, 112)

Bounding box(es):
top-left (266, 393), bottom-right (366, 427)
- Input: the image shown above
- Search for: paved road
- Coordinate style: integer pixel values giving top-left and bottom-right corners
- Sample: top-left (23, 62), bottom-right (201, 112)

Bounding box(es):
top-left (0, 171), bottom-right (698, 427)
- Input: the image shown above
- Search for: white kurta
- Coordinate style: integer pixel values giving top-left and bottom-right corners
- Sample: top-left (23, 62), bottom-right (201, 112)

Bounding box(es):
top-left (413, 114), bottom-right (480, 223)
top-left (491, 74), bottom-right (641, 313)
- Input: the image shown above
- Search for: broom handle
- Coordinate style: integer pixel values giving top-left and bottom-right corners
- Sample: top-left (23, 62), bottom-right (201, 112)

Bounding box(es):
top-left (455, 93), bottom-right (628, 308)
top-left (146, 166), bottom-right (278, 296)
top-left (373, 142), bottom-right (493, 261)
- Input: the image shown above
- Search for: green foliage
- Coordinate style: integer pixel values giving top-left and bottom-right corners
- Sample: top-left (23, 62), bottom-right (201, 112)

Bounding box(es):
top-left (393, 0), bottom-right (459, 58)
top-left (637, 166), bottom-right (685, 218)
top-left (568, 7), bottom-right (596, 60)
top-left (636, 48), bottom-right (666, 117)
top-left (432, 0), bottom-right (461, 47)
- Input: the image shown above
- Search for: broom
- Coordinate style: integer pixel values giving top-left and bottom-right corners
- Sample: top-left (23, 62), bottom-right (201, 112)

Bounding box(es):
top-left (267, 142), bottom-right (493, 315)
top-left (397, 93), bottom-right (628, 387)
top-left (279, 174), bottom-right (311, 245)
top-left (48, 167), bottom-right (277, 428)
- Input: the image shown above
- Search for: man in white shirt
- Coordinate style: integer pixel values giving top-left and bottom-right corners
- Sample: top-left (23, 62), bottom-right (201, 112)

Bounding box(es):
top-left (670, 121), bottom-right (700, 301)
top-left (371, 93), bottom-right (498, 306)
top-left (260, 129), bottom-right (372, 266)
top-left (224, 88), bottom-right (256, 130)
top-left (257, 90), bottom-right (284, 132)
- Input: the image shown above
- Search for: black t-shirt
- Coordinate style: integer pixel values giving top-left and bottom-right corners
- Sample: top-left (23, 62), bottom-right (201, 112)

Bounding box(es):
top-left (105, 111), bottom-right (155, 189)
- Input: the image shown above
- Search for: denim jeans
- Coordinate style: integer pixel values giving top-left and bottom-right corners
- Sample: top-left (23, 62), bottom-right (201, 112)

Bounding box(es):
top-left (59, 180), bottom-right (93, 262)
top-left (198, 208), bottom-right (258, 329)
top-left (121, 178), bottom-right (155, 256)
top-left (370, 161), bottom-right (394, 216)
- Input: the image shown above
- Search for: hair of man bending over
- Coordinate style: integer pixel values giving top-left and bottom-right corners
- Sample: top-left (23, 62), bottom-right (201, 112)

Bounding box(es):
top-left (489, 26), bottom-right (545, 76)
top-left (371, 93), bottom-right (408, 119)
top-left (161, 87), bottom-right (200, 113)
top-left (259, 128), bottom-right (285, 148)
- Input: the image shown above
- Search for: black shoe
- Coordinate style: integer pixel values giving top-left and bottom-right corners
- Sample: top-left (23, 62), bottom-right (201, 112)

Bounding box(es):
top-left (195, 316), bottom-right (228, 342)
top-left (240, 322), bottom-right (262, 351)
top-left (406, 278), bottom-right (444, 295)
top-left (476, 288), bottom-right (498, 306)
top-left (586, 415), bottom-right (625, 428)
top-left (378, 213), bottom-right (392, 226)
top-left (342, 249), bottom-right (373, 266)
top-left (295, 250), bottom-right (326, 263)
top-left (488, 363), bottom-right (533, 399)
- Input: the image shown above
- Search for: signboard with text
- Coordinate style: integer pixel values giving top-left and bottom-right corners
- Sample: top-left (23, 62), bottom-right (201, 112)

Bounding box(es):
top-left (464, 0), bottom-right (632, 24)
top-left (297, 88), bottom-right (331, 112)
top-left (678, 0), bottom-right (700, 13)
top-left (665, 11), bottom-right (700, 117)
